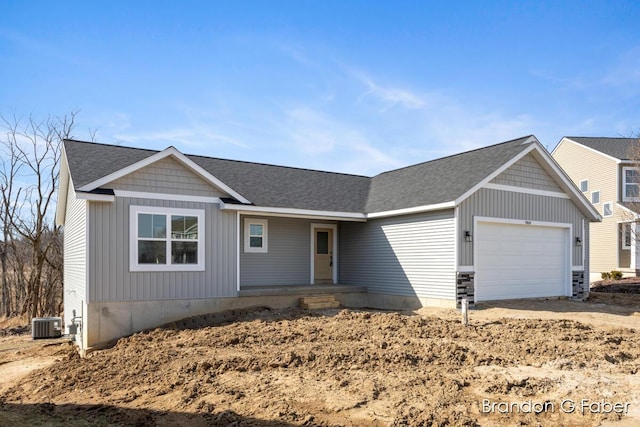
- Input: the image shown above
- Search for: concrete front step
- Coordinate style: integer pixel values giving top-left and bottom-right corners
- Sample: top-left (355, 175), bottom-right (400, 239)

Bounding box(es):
top-left (300, 295), bottom-right (341, 309)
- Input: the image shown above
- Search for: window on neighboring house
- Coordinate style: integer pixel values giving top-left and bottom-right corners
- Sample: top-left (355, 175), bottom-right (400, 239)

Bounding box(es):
top-left (623, 167), bottom-right (640, 200)
top-left (623, 223), bottom-right (632, 250)
top-left (603, 202), bottom-right (613, 217)
top-left (580, 179), bottom-right (588, 192)
top-left (591, 190), bottom-right (600, 204)
top-left (130, 206), bottom-right (205, 271)
top-left (244, 218), bottom-right (268, 253)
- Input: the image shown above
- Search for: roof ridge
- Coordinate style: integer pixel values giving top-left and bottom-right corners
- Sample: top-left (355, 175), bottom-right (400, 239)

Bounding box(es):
top-left (566, 136), bottom-right (639, 140)
top-left (65, 138), bottom-right (371, 179)
top-left (64, 138), bottom-right (159, 153)
top-left (188, 153), bottom-right (371, 179)
top-left (372, 134), bottom-right (534, 178)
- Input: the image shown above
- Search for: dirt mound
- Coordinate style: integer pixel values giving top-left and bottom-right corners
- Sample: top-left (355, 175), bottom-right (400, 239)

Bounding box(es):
top-left (2, 307), bottom-right (640, 426)
top-left (591, 277), bottom-right (640, 294)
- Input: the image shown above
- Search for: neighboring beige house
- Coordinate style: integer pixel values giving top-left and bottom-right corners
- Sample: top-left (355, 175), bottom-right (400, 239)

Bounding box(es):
top-left (553, 137), bottom-right (640, 280)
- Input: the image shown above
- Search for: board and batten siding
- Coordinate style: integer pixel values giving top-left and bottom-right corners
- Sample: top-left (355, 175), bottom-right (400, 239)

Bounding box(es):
top-left (240, 216), bottom-right (326, 286)
top-left (110, 156), bottom-right (228, 198)
top-left (458, 188), bottom-right (587, 269)
top-left (88, 197), bottom-right (237, 302)
top-left (339, 211), bottom-right (456, 300)
top-left (63, 182), bottom-right (88, 327)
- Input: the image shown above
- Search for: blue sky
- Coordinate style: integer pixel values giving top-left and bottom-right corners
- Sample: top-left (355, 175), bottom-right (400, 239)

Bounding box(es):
top-left (2, 1), bottom-right (639, 175)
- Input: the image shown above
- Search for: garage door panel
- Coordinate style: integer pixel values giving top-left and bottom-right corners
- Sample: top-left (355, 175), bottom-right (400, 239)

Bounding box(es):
top-left (475, 222), bottom-right (569, 301)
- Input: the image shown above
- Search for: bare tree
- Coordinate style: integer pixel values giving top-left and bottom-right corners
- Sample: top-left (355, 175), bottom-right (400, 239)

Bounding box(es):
top-left (0, 134), bottom-right (24, 316)
top-left (0, 112), bottom-right (76, 319)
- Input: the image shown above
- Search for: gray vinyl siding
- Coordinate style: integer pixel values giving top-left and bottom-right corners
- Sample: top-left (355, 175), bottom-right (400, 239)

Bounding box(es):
top-left (63, 184), bottom-right (87, 325)
top-left (491, 153), bottom-right (562, 192)
top-left (339, 211), bottom-right (456, 299)
top-left (88, 197), bottom-right (236, 302)
top-left (109, 156), bottom-right (228, 197)
top-left (240, 216), bottom-right (319, 286)
top-left (458, 188), bottom-right (587, 267)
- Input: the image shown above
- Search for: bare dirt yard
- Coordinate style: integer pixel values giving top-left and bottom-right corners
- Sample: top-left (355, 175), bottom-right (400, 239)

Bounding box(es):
top-left (1, 294), bottom-right (639, 426)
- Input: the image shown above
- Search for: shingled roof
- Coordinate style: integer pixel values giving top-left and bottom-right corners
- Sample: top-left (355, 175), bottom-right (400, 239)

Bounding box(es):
top-left (366, 136), bottom-right (533, 212)
top-left (563, 137), bottom-right (640, 160)
top-left (63, 135), bottom-right (538, 214)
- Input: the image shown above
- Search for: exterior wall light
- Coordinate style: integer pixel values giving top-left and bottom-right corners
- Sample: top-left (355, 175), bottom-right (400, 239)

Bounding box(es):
top-left (464, 230), bottom-right (472, 243)
top-left (576, 236), bottom-right (582, 247)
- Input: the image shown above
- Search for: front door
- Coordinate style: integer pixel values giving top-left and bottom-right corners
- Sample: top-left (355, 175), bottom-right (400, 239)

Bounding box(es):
top-left (314, 228), bottom-right (333, 284)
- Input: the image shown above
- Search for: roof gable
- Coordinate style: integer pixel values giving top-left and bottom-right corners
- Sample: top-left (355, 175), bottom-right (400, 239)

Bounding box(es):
top-left (110, 156), bottom-right (229, 198)
top-left (559, 137), bottom-right (640, 161)
top-left (366, 136), bottom-right (536, 212)
top-left (65, 140), bottom-right (249, 203)
top-left (490, 153), bottom-right (562, 192)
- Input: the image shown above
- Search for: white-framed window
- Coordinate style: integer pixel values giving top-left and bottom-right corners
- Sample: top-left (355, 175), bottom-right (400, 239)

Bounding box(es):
top-left (622, 223), bottom-right (632, 250)
top-left (603, 202), bottom-right (613, 217)
top-left (580, 179), bottom-right (588, 192)
top-left (244, 218), bottom-right (268, 253)
top-left (591, 190), bottom-right (600, 204)
top-left (130, 205), bottom-right (205, 272)
top-left (623, 167), bottom-right (640, 200)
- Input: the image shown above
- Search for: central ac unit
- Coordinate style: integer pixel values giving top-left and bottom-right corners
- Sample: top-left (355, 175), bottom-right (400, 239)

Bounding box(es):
top-left (32, 317), bottom-right (63, 339)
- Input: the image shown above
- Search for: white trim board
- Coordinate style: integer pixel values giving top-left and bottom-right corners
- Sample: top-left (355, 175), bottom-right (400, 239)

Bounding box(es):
top-left (221, 202), bottom-right (366, 221)
top-left (483, 183), bottom-right (570, 199)
top-left (224, 201), bottom-right (455, 221)
top-left (115, 190), bottom-right (221, 204)
top-left (55, 149), bottom-right (72, 226)
top-left (236, 211), bottom-right (241, 292)
top-left (367, 202), bottom-right (455, 218)
top-left (76, 192), bottom-right (116, 202)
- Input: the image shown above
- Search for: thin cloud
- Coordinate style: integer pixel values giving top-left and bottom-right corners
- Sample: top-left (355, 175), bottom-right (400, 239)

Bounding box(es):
top-left (114, 128), bottom-right (247, 150)
top-left (348, 68), bottom-right (427, 110)
top-left (280, 106), bottom-right (403, 174)
top-left (602, 46), bottom-right (640, 89)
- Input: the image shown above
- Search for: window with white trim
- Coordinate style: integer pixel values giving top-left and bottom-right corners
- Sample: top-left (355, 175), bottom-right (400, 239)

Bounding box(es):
top-left (130, 206), bottom-right (205, 271)
top-left (591, 190), bottom-right (600, 204)
top-left (580, 179), bottom-right (588, 192)
top-left (603, 202), bottom-right (613, 217)
top-left (244, 218), bottom-right (268, 253)
top-left (623, 167), bottom-right (640, 200)
top-left (622, 223), bottom-right (632, 250)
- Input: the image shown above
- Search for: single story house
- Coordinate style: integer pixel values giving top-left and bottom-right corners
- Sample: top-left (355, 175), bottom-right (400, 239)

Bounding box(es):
top-left (56, 135), bottom-right (600, 349)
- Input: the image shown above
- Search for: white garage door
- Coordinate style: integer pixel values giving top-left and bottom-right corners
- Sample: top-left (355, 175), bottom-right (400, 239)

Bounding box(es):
top-left (475, 221), bottom-right (569, 301)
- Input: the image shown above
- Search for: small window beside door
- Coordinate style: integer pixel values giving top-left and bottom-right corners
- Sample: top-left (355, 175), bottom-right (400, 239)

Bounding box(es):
top-left (244, 218), bottom-right (268, 253)
top-left (623, 223), bottom-right (632, 250)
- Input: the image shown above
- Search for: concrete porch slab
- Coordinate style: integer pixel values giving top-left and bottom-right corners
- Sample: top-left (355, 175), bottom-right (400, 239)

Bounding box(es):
top-left (238, 284), bottom-right (368, 297)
